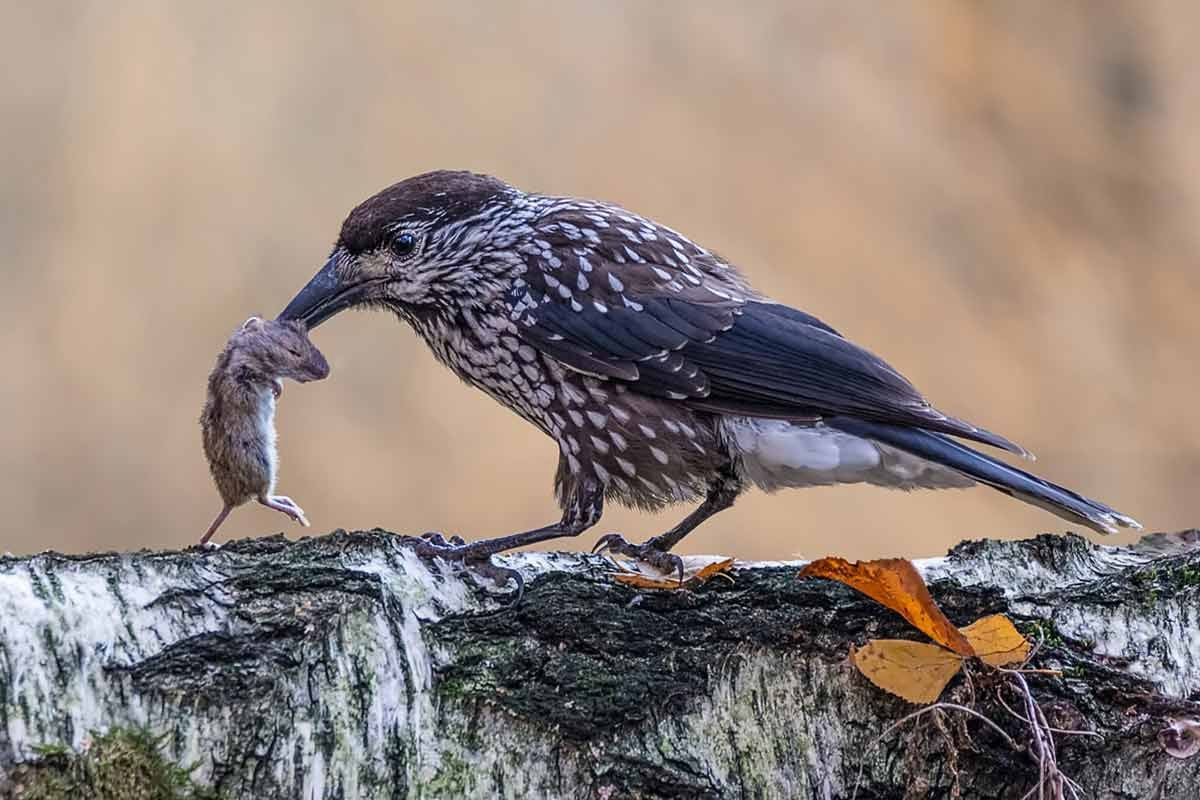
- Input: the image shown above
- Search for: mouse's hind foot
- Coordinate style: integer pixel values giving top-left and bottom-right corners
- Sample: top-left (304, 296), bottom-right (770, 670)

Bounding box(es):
top-left (259, 495), bottom-right (309, 527)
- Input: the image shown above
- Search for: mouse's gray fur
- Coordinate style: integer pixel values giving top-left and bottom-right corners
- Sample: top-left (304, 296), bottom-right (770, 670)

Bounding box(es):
top-left (200, 316), bottom-right (329, 544)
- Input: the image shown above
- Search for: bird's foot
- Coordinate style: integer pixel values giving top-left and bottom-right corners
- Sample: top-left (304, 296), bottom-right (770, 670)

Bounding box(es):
top-left (592, 533), bottom-right (685, 585)
top-left (417, 531), bottom-right (465, 547)
top-left (397, 532), bottom-right (525, 605)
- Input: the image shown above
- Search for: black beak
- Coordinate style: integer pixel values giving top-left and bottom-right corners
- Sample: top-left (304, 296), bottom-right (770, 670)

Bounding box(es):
top-left (278, 254), bottom-right (357, 329)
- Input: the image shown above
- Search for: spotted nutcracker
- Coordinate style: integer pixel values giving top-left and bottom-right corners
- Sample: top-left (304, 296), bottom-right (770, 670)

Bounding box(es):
top-left (278, 170), bottom-right (1139, 585)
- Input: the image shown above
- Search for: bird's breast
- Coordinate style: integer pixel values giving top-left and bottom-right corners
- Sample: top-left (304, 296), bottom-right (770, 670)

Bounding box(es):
top-left (541, 374), bottom-right (728, 511)
top-left (417, 310), bottom-right (558, 428)
top-left (412, 307), bottom-right (730, 509)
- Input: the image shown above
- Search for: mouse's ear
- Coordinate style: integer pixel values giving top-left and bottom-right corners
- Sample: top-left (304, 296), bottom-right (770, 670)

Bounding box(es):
top-left (241, 316), bottom-right (264, 331)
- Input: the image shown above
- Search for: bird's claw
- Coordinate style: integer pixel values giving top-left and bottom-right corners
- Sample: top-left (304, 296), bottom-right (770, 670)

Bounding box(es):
top-left (461, 559), bottom-right (525, 607)
top-left (419, 531), bottom-right (466, 547)
top-left (592, 533), bottom-right (685, 585)
top-left (397, 535), bottom-right (524, 607)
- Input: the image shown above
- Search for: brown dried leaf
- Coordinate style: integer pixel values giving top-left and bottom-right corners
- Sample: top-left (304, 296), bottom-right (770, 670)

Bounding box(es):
top-left (800, 557), bottom-right (975, 656)
top-left (960, 614), bottom-right (1030, 667)
top-left (610, 555), bottom-right (735, 590)
top-left (851, 639), bottom-right (964, 704)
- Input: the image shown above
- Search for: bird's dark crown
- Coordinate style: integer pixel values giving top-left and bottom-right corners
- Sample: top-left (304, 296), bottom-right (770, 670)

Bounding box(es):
top-left (337, 170), bottom-right (512, 255)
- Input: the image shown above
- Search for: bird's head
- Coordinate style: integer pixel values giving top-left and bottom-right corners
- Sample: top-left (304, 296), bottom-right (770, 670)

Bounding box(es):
top-left (278, 170), bottom-right (525, 328)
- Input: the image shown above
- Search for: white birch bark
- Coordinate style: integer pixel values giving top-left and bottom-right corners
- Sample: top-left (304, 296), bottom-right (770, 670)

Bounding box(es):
top-left (1, 530), bottom-right (1198, 798)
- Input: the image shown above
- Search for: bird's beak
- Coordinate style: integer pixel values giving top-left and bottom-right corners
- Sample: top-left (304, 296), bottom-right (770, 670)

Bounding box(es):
top-left (278, 254), bottom-right (357, 329)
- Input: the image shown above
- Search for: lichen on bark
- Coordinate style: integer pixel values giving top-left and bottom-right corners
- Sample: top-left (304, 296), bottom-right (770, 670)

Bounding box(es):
top-left (10, 727), bottom-right (220, 800)
top-left (1, 529), bottom-right (1198, 799)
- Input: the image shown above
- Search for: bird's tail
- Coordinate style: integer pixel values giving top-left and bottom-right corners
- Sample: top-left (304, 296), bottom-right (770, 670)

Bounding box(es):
top-left (827, 418), bottom-right (1141, 535)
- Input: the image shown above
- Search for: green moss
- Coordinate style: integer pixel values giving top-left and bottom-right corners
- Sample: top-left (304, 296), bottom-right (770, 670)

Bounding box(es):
top-left (1178, 565), bottom-right (1200, 586)
top-left (1022, 621), bottom-right (1065, 649)
top-left (425, 751), bottom-right (476, 797)
top-left (1129, 567), bottom-right (1157, 586)
top-left (430, 567), bottom-right (843, 744)
top-left (1061, 664), bottom-right (1087, 680)
top-left (29, 743), bottom-right (71, 759)
top-left (1127, 567), bottom-right (1159, 607)
top-left (1122, 561), bottom-right (1200, 606)
top-left (11, 727), bottom-right (221, 800)
top-left (436, 634), bottom-right (528, 698)
top-left (1161, 562), bottom-right (1200, 593)
top-left (1019, 620), bottom-right (1100, 653)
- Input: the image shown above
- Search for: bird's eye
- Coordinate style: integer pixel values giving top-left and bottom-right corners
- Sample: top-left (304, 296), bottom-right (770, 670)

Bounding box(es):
top-left (390, 232), bottom-right (417, 258)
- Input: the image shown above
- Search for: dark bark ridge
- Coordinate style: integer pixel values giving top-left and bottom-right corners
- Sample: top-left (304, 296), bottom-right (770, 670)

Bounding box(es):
top-left (0, 529), bottom-right (1198, 799)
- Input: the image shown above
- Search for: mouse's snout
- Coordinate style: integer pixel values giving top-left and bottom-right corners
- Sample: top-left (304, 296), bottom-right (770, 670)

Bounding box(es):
top-left (303, 349), bottom-right (330, 382)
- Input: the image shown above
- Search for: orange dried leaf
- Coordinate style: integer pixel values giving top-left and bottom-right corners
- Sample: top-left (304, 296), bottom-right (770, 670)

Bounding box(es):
top-left (800, 557), bottom-right (975, 656)
top-left (690, 557), bottom-right (736, 582)
top-left (960, 614), bottom-right (1030, 667)
top-left (611, 574), bottom-right (679, 589)
top-left (851, 639), bottom-right (964, 704)
top-left (609, 555), bottom-right (734, 590)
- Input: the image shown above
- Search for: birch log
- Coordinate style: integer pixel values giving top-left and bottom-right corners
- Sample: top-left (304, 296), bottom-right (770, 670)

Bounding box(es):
top-left (2, 529), bottom-right (1199, 799)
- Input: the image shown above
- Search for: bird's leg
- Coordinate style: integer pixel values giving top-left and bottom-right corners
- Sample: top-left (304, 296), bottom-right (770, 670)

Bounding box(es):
top-left (594, 472), bottom-right (742, 583)
top-left (259, 495), bottom-right (310, 527)
top-left (398, 487), bottom-right (604, 604)
top-left (200, 504), bottom-right (234, 546)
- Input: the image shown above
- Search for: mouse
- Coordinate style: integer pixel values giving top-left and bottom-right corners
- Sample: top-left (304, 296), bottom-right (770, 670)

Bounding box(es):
top-left (199, 316), bottom-right (330, 545)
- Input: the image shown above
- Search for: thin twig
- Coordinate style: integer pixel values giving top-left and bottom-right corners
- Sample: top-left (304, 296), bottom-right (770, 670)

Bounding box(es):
top-left (852, 702), bottom-right (1020, 799)
top-left (853, 626), bottom-right (1090, 798)
top-left (1026, 626), bottom-right (1047, 663)
top-left (996, 679), bottom-right (1102, 739)
top-left (961, 661), bottom-right (978, 707)
top-left (1004, 668), bottom-right (1086, 800)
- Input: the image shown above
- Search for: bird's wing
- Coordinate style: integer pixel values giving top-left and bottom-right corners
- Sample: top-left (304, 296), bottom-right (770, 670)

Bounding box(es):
top-left (507, 210), bottom-right (1027, 456)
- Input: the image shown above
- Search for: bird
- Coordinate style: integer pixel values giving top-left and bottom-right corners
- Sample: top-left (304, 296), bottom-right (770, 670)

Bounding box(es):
top-left (277, 169), bottom-right (1140, 583)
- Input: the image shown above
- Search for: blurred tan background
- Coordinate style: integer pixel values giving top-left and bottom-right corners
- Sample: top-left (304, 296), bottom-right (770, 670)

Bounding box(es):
top-left (1, 1), bottom-right (1196, 560)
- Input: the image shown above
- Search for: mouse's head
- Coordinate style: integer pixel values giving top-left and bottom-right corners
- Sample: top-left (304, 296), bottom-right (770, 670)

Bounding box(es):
top-left (236, 317), bottom-right (331, 383)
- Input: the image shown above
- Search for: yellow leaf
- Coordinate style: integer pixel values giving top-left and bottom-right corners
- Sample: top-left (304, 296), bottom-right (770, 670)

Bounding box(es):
top-left (609, 555), bottom-right (735, 590)
top-left (851, 639), bottom-right (964, 704)
top-left (800, 557), bottom-right (975, 656)
top-left (960, 614), bottom-right (1030, 667)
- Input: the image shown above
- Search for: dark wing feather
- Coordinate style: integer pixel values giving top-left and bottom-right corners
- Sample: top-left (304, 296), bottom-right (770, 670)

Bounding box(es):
top-left (507, 204), bottom-right (1027, 456)
top-left (691, 304), bottom-right (1029, 455)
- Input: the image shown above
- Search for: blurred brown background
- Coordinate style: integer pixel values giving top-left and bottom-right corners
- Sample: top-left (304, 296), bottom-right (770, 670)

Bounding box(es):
top-left (2, 2), bottom-right (1196, 560)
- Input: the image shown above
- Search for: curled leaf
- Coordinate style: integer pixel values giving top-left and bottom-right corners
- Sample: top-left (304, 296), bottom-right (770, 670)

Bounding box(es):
top-left (851, 639), bottom-right (964, 704)
top-left (960, 614), bottom-right (1030, 667)
top-left (801, 557), bottom-right (974, 656)
top-left (610, 555), bottom-right (734, 590)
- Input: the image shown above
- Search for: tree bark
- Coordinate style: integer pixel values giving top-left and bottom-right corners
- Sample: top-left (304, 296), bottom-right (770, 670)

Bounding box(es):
top-left (1, 529), bottom-right (1199, 799)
